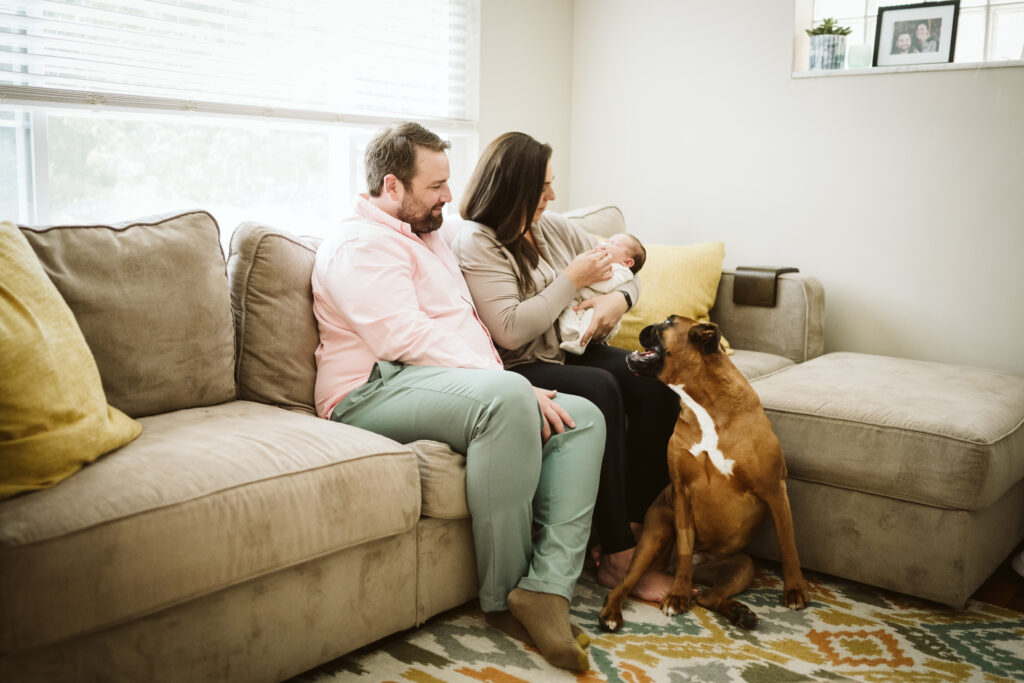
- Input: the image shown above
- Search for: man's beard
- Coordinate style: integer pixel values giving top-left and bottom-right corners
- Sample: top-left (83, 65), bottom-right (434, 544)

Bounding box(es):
top-left (398, 196), bottom-right (445, 234)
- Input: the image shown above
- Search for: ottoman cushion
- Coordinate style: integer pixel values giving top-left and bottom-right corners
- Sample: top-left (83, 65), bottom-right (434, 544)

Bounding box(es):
top-left (751, 352), bottom-right (1024, 511)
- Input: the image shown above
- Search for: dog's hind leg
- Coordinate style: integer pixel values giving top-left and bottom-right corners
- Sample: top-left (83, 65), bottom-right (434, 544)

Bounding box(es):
top-left (693, 554), bottom-right (759, 629)
top-left (758, 479), bottom-right (809, 610)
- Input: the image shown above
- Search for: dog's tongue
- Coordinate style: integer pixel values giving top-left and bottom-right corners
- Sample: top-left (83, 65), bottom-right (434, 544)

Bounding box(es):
top-left (637, 350), bottom-right (659, 359)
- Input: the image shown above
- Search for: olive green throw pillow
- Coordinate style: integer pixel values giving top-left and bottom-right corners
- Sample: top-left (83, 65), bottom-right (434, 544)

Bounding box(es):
top-left (0, 222), bottom-right (142, 500)
top-left (607, 241), bottom-right (731, 353)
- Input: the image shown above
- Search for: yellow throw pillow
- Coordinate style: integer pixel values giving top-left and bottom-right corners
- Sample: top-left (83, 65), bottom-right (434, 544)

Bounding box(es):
top-left (607, 241), bottom-right (731, 353)
top-left (0, 222), bottom-right (142, 500)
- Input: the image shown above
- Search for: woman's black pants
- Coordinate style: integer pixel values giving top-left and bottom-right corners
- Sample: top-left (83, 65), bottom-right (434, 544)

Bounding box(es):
top-left (508, 344), bottom-right (680, 555)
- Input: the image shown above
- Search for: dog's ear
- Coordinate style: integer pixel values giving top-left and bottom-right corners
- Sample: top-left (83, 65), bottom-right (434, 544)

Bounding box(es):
top-left (688, 323), bottom-right (721, 355)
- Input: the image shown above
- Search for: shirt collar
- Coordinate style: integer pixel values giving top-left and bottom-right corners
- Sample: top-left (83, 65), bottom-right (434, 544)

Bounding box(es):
top-left (353, 194), bottom-right (414, 236)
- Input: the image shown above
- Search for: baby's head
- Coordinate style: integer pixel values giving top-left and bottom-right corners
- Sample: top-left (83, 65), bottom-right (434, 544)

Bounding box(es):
top-left (600, 233), bottom-right (646, 274)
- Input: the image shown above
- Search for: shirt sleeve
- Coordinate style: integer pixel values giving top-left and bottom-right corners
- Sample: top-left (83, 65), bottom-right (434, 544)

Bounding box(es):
top-left (456, 228), bottom-right (577, 351)
top-left (320, 235), bottom-right (498, 370)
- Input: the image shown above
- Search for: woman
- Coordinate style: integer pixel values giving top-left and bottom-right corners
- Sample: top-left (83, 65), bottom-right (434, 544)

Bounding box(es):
top-left (914, 22), bottom-right (939, 52)
top-left (453, 132), bottom-right (681, 599)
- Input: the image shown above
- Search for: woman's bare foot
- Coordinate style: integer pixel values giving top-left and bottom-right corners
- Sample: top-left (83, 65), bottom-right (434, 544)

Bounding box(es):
top-left (588, 543), bottom-right (602, 569)
top-left (596, 547), bottom-right (675, 603)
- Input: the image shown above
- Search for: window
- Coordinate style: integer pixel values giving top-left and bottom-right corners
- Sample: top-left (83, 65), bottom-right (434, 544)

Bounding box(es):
top-left (807, 0), bottom-right (1024, 66)
top-left (0, 1), bottom-right (480, 240)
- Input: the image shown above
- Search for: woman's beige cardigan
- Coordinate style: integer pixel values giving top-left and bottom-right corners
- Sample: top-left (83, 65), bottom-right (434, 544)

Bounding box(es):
top-left (452, 211), bottom-right (641, 368)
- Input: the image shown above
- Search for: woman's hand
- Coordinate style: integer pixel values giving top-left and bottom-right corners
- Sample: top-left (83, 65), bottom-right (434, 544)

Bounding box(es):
top-left (576, 291), bottom-right (629, 347)
top-left (532, 386), bottom-right (576, 443)
top-left (564, 248), bottom-right (613, 289)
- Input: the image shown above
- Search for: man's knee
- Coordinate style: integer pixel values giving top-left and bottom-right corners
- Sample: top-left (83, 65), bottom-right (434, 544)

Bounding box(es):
top-left (555, 393), bottom-right (606, 441)
top-left (477, 370), bottom-right (535, 409)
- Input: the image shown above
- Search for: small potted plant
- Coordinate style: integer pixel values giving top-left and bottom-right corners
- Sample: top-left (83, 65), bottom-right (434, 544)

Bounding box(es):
top-left (806, 17), bottom-right (852, 70)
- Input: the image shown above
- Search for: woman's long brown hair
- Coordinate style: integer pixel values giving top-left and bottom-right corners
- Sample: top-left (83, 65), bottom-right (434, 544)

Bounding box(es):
top-left (460, 132), bottom-right (551, 296)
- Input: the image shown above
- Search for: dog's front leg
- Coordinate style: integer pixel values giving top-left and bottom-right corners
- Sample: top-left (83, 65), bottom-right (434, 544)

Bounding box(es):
top-left (761, 480), bottom-right (809, 609)
top-left (598, 490), bottom-right (675, 631)
top-left (660, 489), bottom-right (695, 617)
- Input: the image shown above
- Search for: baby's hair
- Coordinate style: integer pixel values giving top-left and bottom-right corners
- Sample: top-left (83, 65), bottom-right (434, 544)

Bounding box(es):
top-left (623, 233), bottom-right (646, 273)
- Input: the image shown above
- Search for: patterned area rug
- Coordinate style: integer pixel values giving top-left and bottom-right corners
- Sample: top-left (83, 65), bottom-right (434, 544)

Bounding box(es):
top-left (291, 562), bottom-right (1024, 682)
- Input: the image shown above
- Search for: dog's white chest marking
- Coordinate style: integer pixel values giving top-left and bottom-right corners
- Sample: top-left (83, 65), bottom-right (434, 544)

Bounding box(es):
top-left (668, 383), bottom-right (734, 477)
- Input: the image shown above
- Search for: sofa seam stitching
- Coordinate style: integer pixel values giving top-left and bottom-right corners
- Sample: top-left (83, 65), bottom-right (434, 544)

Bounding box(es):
top-left (765, 407), bottom-right (1022, 445)
top-left (18, 209), bottom-right (214, 234)
top-left (782, 474), bottom-right (977, 511)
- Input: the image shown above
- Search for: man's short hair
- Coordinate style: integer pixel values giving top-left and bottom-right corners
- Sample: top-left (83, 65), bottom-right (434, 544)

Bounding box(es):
top-left (365, 122), bottom-right (451, 197)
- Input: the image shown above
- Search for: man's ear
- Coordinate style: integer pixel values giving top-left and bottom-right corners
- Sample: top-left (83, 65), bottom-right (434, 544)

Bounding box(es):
top-left (382, 174), bottom-right (403, 201)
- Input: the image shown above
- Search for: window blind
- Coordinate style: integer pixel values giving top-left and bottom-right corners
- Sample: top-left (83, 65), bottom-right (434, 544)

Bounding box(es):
top-left (0, 0), bottom-right (479, 127)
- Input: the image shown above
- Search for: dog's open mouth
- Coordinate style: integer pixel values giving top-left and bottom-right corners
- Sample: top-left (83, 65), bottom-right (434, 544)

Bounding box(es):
top-left (625, 334), bottom-right (664, 376)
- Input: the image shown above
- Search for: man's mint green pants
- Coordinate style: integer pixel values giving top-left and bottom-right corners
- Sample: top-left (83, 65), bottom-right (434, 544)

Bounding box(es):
top-left (330, 362), bottom-right (605, 612)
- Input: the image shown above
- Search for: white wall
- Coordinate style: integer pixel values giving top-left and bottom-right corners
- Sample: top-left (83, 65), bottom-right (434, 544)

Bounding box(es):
top-left (568, 0), bottom-right (1024, 375)
top-left (478, 0), bottom-right (575, 212)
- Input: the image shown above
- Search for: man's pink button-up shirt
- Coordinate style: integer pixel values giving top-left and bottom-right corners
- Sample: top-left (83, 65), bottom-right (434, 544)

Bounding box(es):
top-left (311, 196), bottom-right (503, 419)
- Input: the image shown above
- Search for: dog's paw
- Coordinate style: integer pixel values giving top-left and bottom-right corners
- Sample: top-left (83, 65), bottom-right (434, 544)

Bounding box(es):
top-left (783, 582), bottom-right (810, 610)
top-left (728, 603), bottom-right (759, 630)
top-left (598, 610), bottom-right (622, 634)
top-left (659, 592), bottom-right (691, 617)
top-left (598, 608), bottom-right (623, 632)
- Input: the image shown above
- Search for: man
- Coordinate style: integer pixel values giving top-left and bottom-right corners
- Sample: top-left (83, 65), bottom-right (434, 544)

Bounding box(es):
top-left (311, 122), bottom-right (604, 672)
top-left (894, 31), bottom-right (913, 54)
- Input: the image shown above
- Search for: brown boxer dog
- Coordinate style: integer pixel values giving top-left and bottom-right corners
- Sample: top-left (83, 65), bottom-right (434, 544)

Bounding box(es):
top-left (599, 315), bottom-right (809, 632)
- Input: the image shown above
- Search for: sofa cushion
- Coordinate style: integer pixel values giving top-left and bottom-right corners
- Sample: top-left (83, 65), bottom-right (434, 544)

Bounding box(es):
top-left (751, 352), bottom-right (1024, 511)
top-left (731, 349), bottom-right (795, 381)
top-left (0, 400), bottom-right (419, 652)
top-left (407, 440), bottom-right (470, 519)
top-left (564, 204), bottom-right (626, 238)
top-left (0, 223), bottom-right (142, 500)
top-left (228, 222), bottom-right (322, 415)
top-left (19, 211), bottom-right (236, 417)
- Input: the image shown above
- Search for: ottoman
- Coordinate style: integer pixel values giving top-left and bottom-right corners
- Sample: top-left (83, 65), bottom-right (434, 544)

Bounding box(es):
top-left (745, 352), bottom-right (1024, 608)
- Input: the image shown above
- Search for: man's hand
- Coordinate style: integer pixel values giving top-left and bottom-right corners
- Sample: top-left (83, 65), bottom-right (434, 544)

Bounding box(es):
top-left (576, 291), bottom-right (630, 347)
top-left (532, 386), bottom-right (576, 443)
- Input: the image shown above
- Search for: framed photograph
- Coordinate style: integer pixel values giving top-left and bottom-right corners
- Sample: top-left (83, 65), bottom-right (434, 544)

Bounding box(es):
top-left (873, 1), bottom-right (960, 67)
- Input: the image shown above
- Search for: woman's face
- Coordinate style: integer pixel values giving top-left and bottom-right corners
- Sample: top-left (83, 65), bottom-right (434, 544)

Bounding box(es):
top-left (916, 24), bottom-right (930, 41)
top-left (532, 159), bottom-right (556, 225)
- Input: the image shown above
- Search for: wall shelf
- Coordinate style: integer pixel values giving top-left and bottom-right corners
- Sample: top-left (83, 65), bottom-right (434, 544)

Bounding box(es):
top-left (793, 59), bottom-right (1024, 77)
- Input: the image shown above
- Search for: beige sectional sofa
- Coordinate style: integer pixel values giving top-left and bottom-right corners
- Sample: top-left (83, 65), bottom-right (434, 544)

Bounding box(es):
top-left (2, 205), bottom-right (1021, 682)
top-left (1, 211), bottom-right (479, 682)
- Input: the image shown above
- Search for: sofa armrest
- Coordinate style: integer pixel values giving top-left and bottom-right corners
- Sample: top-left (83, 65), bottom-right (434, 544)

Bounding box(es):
top-left (711, 271), bottom-right (825, 363)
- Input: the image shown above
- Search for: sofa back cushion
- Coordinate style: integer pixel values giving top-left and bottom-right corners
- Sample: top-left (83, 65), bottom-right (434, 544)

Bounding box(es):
top-left (563, 204), bottom-right (625, 237)
top-left (228, 222), bottom-right (321, 415)
top-left (19, 211), bottom-right (236, 417)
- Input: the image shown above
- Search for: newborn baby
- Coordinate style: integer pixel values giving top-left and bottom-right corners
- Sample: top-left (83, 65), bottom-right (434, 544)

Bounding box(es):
top-left (558, 233), bottom-right (645, 354)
